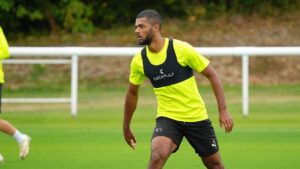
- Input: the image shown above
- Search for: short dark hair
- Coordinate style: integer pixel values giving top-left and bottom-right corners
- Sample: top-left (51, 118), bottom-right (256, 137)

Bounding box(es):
top-left (137, 9), bottom-right (162, 30)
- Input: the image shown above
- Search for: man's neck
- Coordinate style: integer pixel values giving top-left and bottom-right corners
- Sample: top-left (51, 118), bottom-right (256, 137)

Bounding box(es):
top-left (148, 36), bottom-right (165, 53)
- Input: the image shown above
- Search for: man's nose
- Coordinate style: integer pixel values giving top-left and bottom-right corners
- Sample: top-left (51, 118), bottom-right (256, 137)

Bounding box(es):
top-left (135, 27), bottom-right (140, 33)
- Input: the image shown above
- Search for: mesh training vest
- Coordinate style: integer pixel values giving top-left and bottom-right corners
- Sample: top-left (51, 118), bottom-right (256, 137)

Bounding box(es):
top-left (141, 39), bottom-right (193, 88)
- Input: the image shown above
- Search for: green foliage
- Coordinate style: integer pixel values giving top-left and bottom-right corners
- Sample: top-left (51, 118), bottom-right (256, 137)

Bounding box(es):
top-left (1, 0), bottom-right (300, 36)
top-left (62, 0), bottom-right (94, 33)
top-left (222, 0), bottom-right (300, 15)
top-left (15, 4), bottom-right (43, 20)
top-left (0, 0), bottom-right (14, 12)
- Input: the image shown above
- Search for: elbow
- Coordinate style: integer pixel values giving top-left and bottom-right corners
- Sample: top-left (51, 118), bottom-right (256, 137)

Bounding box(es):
top-left (130, 90), bottom-right (138, 97)
top-left (205, 72), bottom-right (217, 80)
top-left (206, 72), bottom-right (222, 85)
top-left (127, 88), bottom-right (138, 98)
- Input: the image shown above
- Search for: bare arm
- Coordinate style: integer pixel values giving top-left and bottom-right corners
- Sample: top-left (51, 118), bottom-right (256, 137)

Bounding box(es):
top-left (123, 83), bottom-right (140, 149)
top-left (201, 64), bottom-right (234, 133)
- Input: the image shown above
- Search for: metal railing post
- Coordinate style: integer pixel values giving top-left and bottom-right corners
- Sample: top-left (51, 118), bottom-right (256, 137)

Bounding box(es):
top-left (242, 54), bottom-right (249, 117)
top-left (71, 55), bottom-right (78, 117)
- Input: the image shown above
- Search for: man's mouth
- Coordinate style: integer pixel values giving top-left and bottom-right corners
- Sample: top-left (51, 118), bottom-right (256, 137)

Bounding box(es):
top-left (137, 35), bottom-right (142, 41)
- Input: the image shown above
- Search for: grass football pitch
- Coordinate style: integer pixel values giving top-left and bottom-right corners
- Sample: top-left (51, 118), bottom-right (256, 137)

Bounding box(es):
top-left (0, 84), bottom-right (299, 169)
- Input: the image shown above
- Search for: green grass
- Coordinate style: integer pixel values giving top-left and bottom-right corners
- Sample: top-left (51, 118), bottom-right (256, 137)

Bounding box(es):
top-left (0, 84), bottom-right (300, 169)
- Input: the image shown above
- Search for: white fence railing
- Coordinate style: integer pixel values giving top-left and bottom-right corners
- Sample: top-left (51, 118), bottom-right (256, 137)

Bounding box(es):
top-left (6, 46), bottom-right (300, 117)
top-left (3, 54), bottom-right (78, 117)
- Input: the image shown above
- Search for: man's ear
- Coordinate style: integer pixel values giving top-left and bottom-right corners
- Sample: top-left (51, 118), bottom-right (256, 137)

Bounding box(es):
top-left (153, 24), bottom-right (160, 33)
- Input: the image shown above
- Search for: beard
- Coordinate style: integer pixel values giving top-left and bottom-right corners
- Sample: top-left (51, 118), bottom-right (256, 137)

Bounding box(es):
top-left (138, 29), bottom-right (154, 45)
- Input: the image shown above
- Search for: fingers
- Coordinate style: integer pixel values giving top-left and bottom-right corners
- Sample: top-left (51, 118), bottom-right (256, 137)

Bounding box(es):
top-left (124, 130), bottom-right (137, 149)
top-left (224, 119), bottom-right (234, 133)
top-left (220, 121), bottom-right (224, 128)
top-left (131, 138), bottom-right (136, 149)
top-left (220, 118), bottom-right (234, 133)
top-left (126, 137), bottom-right (135, 149)
top-left (129, 134), bottom-right (136, 149)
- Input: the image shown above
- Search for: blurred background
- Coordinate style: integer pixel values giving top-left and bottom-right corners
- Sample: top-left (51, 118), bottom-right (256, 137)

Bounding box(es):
top-left (0, 1), bottom-right (300, 169)
top-left (1, 0), bottom-right (300, 89)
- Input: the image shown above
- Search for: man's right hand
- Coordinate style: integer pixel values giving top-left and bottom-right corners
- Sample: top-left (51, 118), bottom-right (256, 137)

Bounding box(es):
top-left (123, 128), bottom-right (137, 149)
top-left (123, 83), bottom-right (139, 149)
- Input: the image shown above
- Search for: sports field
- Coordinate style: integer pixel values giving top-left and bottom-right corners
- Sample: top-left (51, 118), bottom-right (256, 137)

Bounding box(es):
top-left (0, 84), bottom-right (299, 169)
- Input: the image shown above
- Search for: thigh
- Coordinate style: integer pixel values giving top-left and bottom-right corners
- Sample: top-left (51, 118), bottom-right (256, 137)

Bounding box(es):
top-left (152, 117), bottom-right (184, 153)
top-left (148, 136), bottom-right (178, 169)
top-left (151, 136), bottom-right (177, 157)
top-left (184, 119), bottom-right (219, 157)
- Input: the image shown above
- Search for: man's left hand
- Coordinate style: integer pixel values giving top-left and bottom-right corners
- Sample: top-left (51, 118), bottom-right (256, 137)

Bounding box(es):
top-left (219, 110), bottom-right (234, 133)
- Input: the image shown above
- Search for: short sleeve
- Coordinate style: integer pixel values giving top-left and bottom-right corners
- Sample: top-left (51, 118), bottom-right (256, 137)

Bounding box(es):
top-left (129, 53), bottom-right (146, 85)
top-left (174, 40), bottom-right (209, 73)
top-left (0, 27), bottom-right (10, 59)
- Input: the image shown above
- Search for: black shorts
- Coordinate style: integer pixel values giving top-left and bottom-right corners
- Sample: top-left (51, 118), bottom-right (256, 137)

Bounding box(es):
top-left (152, 116), bottom-right (219, 157)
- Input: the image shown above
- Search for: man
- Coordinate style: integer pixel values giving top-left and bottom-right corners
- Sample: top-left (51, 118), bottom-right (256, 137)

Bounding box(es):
top-left (0, 26), bottom-right (31, 163)
top-left (123, 9), bottom-right (234, 169)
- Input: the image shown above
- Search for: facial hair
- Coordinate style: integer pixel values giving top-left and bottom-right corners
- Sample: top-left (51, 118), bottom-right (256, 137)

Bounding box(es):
top-left (138, 29), bottom-right (154, 45)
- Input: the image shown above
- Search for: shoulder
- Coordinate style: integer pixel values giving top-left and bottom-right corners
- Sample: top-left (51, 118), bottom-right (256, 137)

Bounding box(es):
top-left (173, 39), bottom-right (195, 51)
top-left (173, 39), bottom-right (198, 57)
top-left (131, 50), bottom-right (144, 71)
top-left (172, 39), bottom-right (198, 66)
top-left (132, 50), bottom-right (142, 64)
